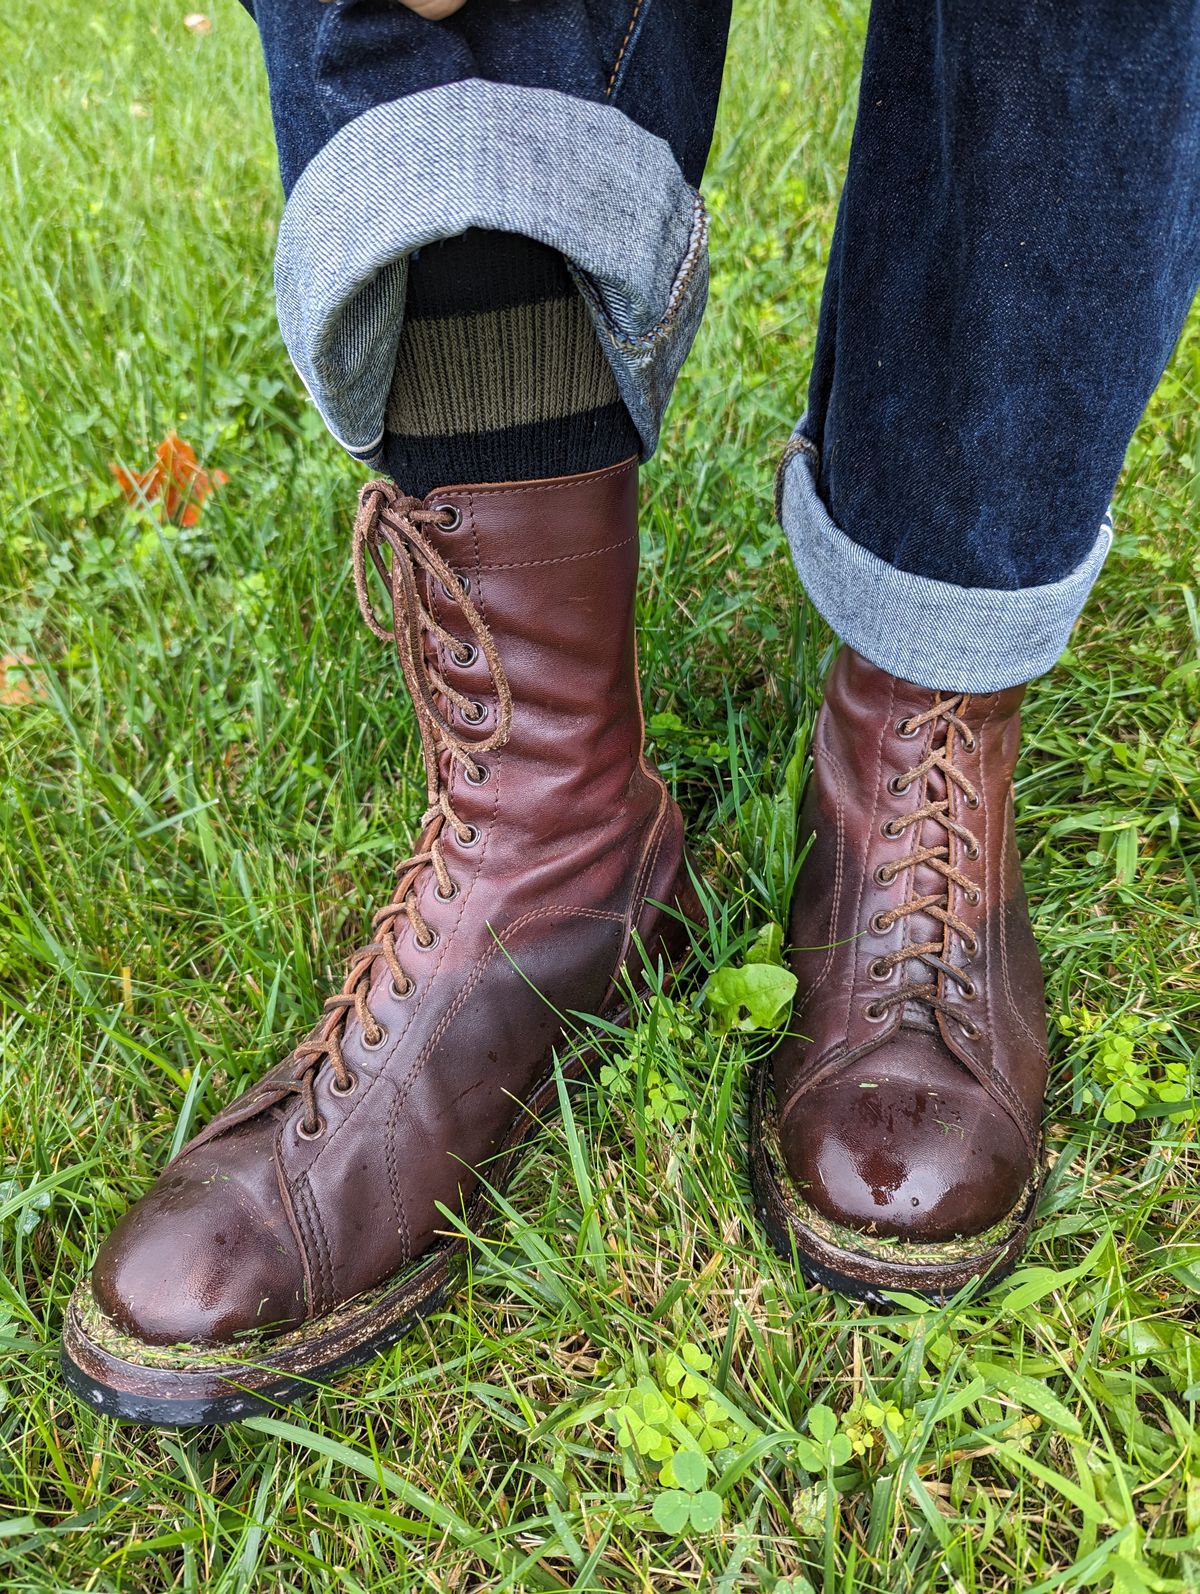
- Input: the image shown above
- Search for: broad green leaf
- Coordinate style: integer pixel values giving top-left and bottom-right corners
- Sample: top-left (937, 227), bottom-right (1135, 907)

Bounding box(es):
top-left (746, 921), bottom-right (784, 965)
top-left (704, 961), bottom-right (797, 1031)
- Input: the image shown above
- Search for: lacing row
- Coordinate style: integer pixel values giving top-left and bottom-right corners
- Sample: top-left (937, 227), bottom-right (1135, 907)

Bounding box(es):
top-left (287, 481), bottom-right (513, 1137)
top-left (865, 695), bottom-right (984, 1041)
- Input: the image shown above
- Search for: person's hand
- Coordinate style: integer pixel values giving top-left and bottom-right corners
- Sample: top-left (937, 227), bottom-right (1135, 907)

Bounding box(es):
top-left (394, 0), bottom-right (470, 17)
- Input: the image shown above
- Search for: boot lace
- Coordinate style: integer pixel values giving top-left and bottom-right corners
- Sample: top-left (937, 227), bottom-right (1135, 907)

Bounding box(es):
top-left (287, 481), bottom-right (512, 1136)
top-left (865, 695), bottom-right (984, 1041)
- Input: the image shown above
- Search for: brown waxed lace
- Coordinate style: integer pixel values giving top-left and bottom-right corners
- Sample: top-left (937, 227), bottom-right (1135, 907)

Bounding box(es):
top-left (287, 481), bottom-right (513, 1136)
top-left (866, 695), bottom-right (984, 1040)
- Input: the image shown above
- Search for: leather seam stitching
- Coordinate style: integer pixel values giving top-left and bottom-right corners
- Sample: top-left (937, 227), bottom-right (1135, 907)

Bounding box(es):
top-left (388, 905), bottom-right (627, 1127)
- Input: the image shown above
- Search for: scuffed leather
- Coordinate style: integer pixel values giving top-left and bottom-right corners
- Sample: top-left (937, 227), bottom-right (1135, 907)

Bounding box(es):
top-left (91, 460), bottom-right (698, 1346)
top-left (773, 646), bottom-right (1047, 1243)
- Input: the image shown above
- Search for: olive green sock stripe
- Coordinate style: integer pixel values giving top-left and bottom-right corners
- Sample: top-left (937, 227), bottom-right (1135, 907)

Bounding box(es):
top-left (386, 292), bottom-right (622, 440)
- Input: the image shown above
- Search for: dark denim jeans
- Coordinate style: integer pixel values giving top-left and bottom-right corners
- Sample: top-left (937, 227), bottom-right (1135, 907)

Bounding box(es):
top-left (242, 0), bottom-right (1199, 690)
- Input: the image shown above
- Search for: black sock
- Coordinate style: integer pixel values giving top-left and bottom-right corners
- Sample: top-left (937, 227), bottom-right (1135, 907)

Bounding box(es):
top-left (381, 230), bottom-right (640, 496)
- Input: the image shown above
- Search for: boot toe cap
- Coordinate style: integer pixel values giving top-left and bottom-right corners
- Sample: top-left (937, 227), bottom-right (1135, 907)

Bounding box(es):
top-left (90, 1142), bottom-right (306, 1348)
top-left (778, 1035), bottom-right (1032, 1244)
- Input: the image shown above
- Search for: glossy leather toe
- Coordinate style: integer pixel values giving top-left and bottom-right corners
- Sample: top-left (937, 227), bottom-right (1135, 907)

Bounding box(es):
top-left (778, 1029), bottom-right (1031, 1243)
top-left (90, 1125), bottom-right (306, 1347)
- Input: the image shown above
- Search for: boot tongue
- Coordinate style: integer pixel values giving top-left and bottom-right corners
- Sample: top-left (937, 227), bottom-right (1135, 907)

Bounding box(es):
top-left (902, 699), bottom-right (953, 1028)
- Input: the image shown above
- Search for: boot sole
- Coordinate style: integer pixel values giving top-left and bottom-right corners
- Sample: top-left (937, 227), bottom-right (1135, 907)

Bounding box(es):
top-left (61, 1012), bottom-right (629, 1429)
top-left (749, 1057), bottom-right (1042, 1305)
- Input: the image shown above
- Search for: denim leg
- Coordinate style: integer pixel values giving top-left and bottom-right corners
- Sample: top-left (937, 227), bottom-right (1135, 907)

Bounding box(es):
top-left (781, 0), bottom-right (1200, 691)
top-left (238, 1), bottom-right (731, 467)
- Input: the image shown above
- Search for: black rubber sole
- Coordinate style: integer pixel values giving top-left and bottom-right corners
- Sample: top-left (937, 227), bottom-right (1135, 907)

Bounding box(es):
top-left (60, 1282), bottom-right (450, 1427)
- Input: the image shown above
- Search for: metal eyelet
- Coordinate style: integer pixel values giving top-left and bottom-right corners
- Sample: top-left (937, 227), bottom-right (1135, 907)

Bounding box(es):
top-left (362, 1024), bottom-right (390, 1052)
top-left (870, 912), bottom-right (891, 935)
top-left (331, 1072), bottom-right (358, 1096)
top-left (961, 734), bottom-right (977, 752)
top-left (963, 936), bottom-right (980, 958)
top-left (965, 887), bottom-right (981, 907)
top-left (462, 700), bottom-right (487, 725)
top-left (457, 823), bottom-right (481, 848)
top-left (415, 929), bottom-right (440, 951)
top-left (887, 776), bottom-right (909, 796)
top-left (440, 574), bottom-right (470, 600)
top-left (390, 977), bottom-right (414, 1002)
top-left (435, 504), bottom-right (462, 532)
top-left (296, 1116), bottom-right (326, 1142)
top-left (464, 763), bottom-right (490, 786)
top-left (864, 1001), bottom-right (889, 1023)
top-left (963, 840), bottom-right (981, 860)
top-left (435, 882), bottom-right (459, 903)
top-left (959, 1019), bottom-right (983, 1042)
top-left (960, 979), bottom-right (978, 1001)
top-left (964, 791), bottom-right (980, 809)
top-left (882, 819), bottom-right (903, 839)
top-left (868, 958), bottom-right (889, 982)
top-left (453, 643), bottom-right (478, 668)
top-left (874, 864), bottom-right (895, 886)
top-left (896, 717), bottom-right (919, 739)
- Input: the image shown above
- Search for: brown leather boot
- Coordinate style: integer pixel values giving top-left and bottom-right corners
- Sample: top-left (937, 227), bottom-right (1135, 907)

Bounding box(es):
top-left (751, 647), bottom-right (1046, 1301)
top-left (62, 459), bottom-right (700, 1424)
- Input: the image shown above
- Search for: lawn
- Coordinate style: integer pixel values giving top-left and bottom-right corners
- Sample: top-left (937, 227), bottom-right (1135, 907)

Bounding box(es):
top-left (1, 1), bottom-right (1198, 1589)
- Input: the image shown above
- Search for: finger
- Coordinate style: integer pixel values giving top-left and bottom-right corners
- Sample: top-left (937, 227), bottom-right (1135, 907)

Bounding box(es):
top-left (393, 0), bottom-right (470, 17)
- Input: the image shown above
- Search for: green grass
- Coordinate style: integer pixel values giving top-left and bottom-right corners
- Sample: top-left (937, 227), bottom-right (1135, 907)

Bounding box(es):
top-left (1, 1), bottom-right (1198, 1588)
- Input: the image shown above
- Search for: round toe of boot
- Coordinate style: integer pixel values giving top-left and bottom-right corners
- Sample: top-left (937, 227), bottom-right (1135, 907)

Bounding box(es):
top-left (89, 1151), bottom-right (306, 1349)
top-left (778, 1032), bottom-right (1031, 1245)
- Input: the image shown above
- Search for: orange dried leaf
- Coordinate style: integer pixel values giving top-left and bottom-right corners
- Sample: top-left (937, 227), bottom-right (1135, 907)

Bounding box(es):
top-left (0, 653), bottom-right (45, 707)
top-left (110, 430), bottom-right (227, 526)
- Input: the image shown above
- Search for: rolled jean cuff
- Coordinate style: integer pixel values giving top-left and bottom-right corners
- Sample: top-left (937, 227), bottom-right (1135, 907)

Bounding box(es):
top-left (777, 426), bottom-right (1113, 692)
top-left (274, 79), bottom-right (709, 469)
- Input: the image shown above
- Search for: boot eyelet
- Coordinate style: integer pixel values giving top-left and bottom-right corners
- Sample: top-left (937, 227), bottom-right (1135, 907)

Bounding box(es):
top-left (963, 841), bottom-right (980, 860)
top-left (962, 734), bottom-right (977, 752)
top-left (435, 882), bottom-right (459, 903)
top-left (887, 776), bottom-right (909, 796)
top-left (390, 977), bottom-right (414, 1002)
top-left (864, 1001), bottom-right (889, 1023)
top-left (434, 504), bottom-right (462, 532)
top-left (464, 763), bottom-right (490, 786)
top-left (882, 819), bottom-right (903, 839)
top-left (964, 791), bottom-right (980, 809)
top-left (462, 701), bottom-right (487, 725)
top-left (362, 1024), bottom-right (390, 1052)
top-left (457, 824), bottom-right (481, 848)
top-left (874, 864), bottom-right (895, 887)
top-left (870, 912), bottom-right (891, 934)
top-left (960, 979), bottom-right (978, 1001)
top-left (896, 717), bottom-right (919, 739)
top-left (453, 643), bottom-right (478, 668)
top-left (441, 574), bottom-right (470, 599)
top-left (963, 936), bottom-right (980, 958)
top-left (331, 1072), bottom-right (358, 1096)
top-left (868, 958), bottom-right (889, 982)
top-left (415, 930), bottom-right (440, 951)
top-left (959, 1019), bottom-right (982, 1042)
top-left (965, 887), bottom-right (981, 907)
top-left (296, 1116), bottom-right (326, 1142)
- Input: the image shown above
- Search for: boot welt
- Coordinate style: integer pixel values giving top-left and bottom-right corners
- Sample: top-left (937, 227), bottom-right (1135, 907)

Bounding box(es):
top-left (749, 1059), bottom-right (1043, 1305)
top-left (61, 996), bottom-right (642, 1428)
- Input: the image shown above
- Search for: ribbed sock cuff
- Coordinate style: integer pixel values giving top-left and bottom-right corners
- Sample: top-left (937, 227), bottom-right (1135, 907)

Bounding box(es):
top-left (382, 230), bottom-right (639, 495)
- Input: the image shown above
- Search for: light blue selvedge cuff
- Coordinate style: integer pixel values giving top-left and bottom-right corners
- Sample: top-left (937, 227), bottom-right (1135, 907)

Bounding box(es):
top-left (274, 79), bottom-right (708, 469)
top-left (777, 425), bottom-right (1113, 692)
